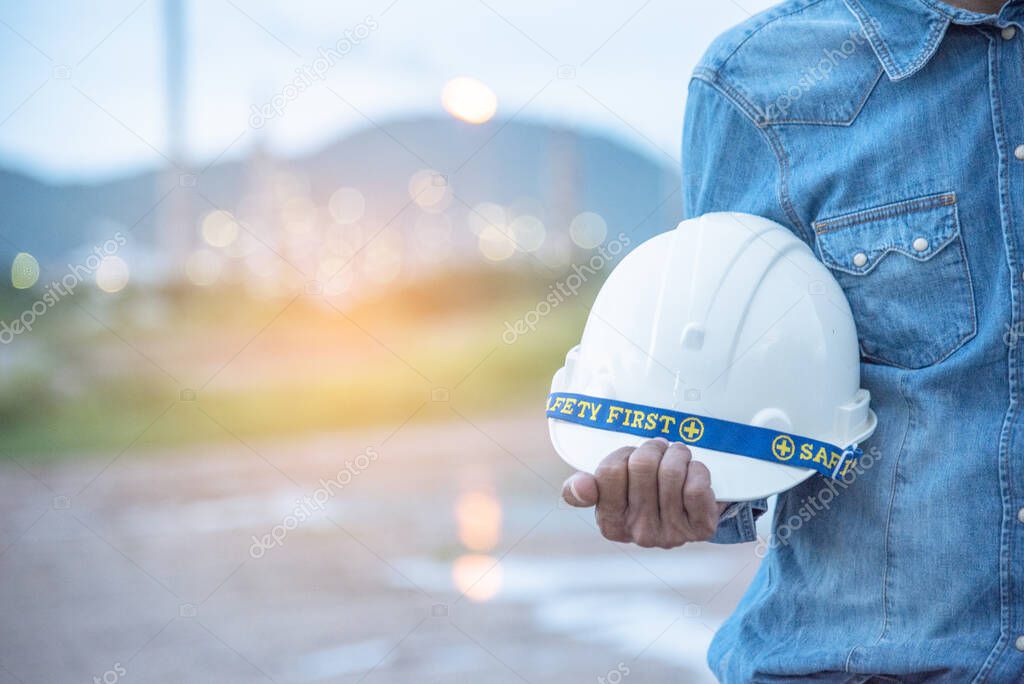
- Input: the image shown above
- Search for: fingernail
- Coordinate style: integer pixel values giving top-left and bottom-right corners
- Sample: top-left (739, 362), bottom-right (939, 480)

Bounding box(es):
top-left (653, 437), bottom-right (669, 445)
top-left (568, 478), bottom-right (583, 504)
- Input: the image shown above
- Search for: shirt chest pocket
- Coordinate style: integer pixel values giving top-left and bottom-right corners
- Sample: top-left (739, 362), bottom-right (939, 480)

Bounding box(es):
top-left (813, 192), bottom-right (977, 369)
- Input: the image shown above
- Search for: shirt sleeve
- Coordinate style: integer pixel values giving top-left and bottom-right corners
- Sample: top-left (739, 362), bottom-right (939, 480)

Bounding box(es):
top-left (682, 75), bottom-right (793, 228)
top-left (681, 74), bottom-right (789, 544)
top-left (713, 498), bottom-right (769, 544)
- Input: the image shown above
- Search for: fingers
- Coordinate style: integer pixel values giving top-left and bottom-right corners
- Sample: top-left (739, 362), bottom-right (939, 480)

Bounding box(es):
top-left (626, 439), bottom-right (665, 547)
top-left (594, 447), bottom-right (631, 542)
top-left (588, 441), bottom-right (721, 548)
top-left (561, 472), bottom-right (598, 508)
top-left (658, 443), bottom-right (691, 544)
top-left (683, 460), bottom-right (719, 541)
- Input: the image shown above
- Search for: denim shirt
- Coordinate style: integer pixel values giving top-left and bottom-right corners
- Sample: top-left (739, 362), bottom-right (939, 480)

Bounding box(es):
top-left (682, 0), bottom-right (1024, 680)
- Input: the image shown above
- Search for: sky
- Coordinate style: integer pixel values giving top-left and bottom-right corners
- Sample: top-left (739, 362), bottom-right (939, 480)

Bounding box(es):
top-left (0, 0), bottom-right (774, 183)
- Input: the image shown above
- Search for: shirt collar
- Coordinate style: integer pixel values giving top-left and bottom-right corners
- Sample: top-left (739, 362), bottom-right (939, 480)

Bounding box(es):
top-left (843, 0), bottom-right (1023, 81)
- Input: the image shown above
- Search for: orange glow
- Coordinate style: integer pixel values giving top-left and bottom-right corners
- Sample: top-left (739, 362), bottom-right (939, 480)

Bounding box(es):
top-left (451, 554), bottom-right (502, 602)
top-left (455, 490), bottom-right (502, 552)
top-left (441, 77), bottom-right (497, 125)
top-left (363, 231), bottom-right (403, 284)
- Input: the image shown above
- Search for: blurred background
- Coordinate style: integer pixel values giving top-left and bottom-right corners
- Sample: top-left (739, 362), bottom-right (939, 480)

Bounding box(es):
top-left (0, 1), bottom-right (775, 681)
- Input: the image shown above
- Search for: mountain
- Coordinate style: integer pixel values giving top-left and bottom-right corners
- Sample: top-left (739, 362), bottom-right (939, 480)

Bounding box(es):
top-left (0, 116), bottom-right (682, 282)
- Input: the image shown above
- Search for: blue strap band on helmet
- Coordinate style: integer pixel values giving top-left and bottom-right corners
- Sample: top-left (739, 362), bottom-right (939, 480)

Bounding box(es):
top-left (546, 392), bottom-right (861, 480)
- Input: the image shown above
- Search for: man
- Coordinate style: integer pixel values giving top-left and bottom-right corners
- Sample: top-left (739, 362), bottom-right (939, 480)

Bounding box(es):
top-left (562, 0), bottom-right (1024, 680)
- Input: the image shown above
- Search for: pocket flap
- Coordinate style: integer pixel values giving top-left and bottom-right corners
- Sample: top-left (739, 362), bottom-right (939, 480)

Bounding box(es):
top-left (813, 192), bottom-right (960, 275)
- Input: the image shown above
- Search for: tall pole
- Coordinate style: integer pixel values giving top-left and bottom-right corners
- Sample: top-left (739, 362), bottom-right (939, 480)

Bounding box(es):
top-left (161, 0), bottom-right (189, 281)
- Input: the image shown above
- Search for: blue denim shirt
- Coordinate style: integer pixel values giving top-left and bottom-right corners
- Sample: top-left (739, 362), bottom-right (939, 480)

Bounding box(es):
top-left (682, 0), bottom-right (1024, 680)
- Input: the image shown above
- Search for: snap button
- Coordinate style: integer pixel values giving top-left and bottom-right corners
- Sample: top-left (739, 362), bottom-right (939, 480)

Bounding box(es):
top-left (1018, 507), bottom-right (1024, 524)
top-left (1015, 144), bottom-right (1024, 161)
top-left (1003, 26), bottom-right (1018, 40)
top-left (912, 237), bottom-right (929, 252)
top-left (1016, 634), bottom-right (1024, 652)
top-left (852, 252), bottom-right (868, 268)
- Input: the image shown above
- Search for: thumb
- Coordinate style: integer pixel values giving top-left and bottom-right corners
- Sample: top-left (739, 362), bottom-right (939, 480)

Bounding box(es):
top-left (562, 472), bottom-right (598, 507)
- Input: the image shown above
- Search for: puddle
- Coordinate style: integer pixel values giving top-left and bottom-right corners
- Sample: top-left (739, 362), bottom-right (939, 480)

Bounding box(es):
top-left (290, 638), bottom-right (396, 681)
top-left (386, 552), bottom-right (751, 678)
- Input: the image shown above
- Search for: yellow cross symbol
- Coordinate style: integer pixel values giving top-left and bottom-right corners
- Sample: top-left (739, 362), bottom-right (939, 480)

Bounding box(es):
top-left (772, 435), bottom-right (796, 461)
top-left (679, 417), bottom-right (704, 443)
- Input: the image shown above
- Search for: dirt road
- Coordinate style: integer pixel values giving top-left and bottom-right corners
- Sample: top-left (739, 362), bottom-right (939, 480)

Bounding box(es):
top-left (0, 410), bottom-right (762, 683)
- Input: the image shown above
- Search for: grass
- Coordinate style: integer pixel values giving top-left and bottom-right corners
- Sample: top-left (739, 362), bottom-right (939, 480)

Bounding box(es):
top-left (0, 268), bottom-right (596, 459)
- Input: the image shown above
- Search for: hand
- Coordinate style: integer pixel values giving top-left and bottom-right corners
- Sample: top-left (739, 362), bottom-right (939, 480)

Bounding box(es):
top-left (562, 438), bottom-right (728, 548)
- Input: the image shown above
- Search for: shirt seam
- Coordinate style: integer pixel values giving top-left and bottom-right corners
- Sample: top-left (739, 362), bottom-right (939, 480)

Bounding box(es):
top-left (843, 0), bottom-right (951, 80)
top-left (974, 27), bottom-right (1018, 684)
top-left (845, 371), bottom-right (913, 670)
top-left (766, 67), bottom-right (885, 127)
top-left (813, 192), bottom-right (957, 232)
top-left (689, 71), bottom-right (814, 243)
top-left (843, 0), bottom-right (900, 77)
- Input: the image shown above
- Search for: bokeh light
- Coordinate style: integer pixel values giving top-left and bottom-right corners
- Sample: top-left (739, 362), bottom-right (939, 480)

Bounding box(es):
top-left (478, 225), bottom-right (516, 261)
top-left (328, 187), bottom-right (365, 224)
top-left (11, 252), bottom-right (40, 289)
top-left (185, 249), bottom-right (223, 286)
top-left (569, 211), bottom-right (608, 248)
top-left (468, 202), bottom-right (508, 235)
top-left (201, 210), bottom-right (239, 247)
top-left (441, 77), bottom-right (497, 124)
top-left (509, 214), bottom-right (545, 252)
top-left (95, 256), bottom-right (129, 293)
top-left (408, 169), bottom-right (450, 211)
top-left (451, 554), bottom-right (502, 602)
top-left (222, 233), bottom-right (254, 260)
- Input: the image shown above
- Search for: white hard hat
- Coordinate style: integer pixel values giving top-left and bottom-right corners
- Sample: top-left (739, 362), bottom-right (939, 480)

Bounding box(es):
top-left (547, 213), bottom-right (876, 502)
